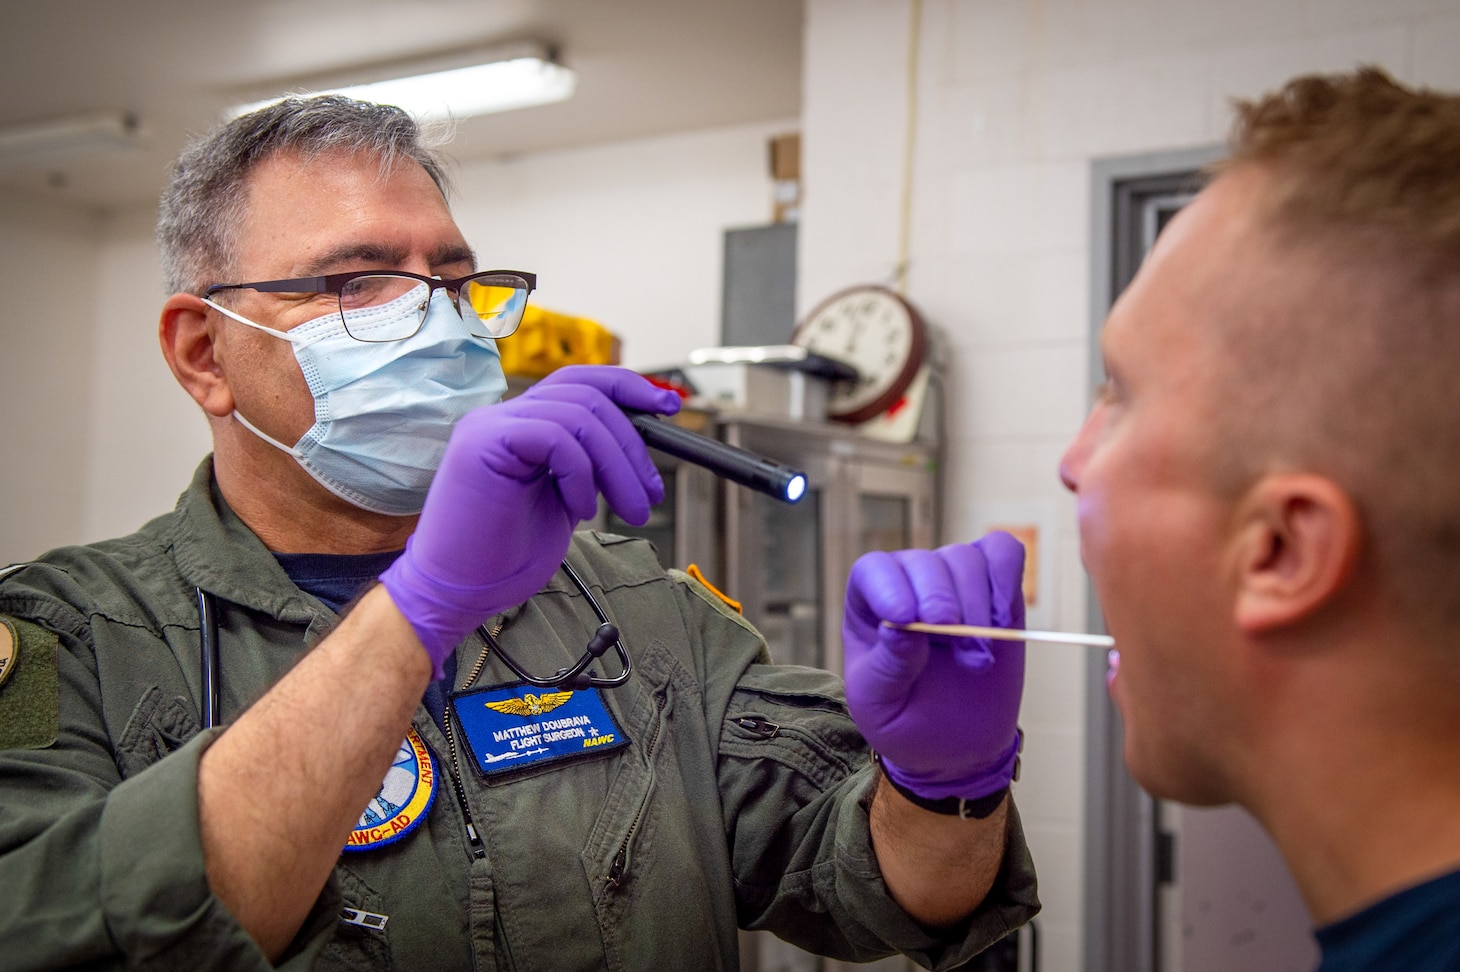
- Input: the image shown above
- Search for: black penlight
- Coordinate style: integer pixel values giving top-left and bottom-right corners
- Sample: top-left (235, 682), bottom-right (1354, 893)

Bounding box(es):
top-left (625, 410), bottom-right (808, 504)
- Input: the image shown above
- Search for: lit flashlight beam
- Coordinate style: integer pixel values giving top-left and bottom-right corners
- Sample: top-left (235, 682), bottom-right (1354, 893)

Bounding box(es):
top-left (624, 410), bottom-right (808, 504)
top-left (880, 621), bottom-right (1114, 647)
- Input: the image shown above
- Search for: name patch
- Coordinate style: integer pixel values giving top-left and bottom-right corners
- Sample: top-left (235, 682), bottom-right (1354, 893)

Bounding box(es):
top-left (344, 727), bottom-right (436, 852)
top-left (451, 684), bottom-right (629, 777)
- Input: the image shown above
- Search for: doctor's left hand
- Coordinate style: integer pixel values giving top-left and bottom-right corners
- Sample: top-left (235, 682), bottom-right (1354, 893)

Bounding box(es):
top-left (842, 533), bottom-right (1027, 803)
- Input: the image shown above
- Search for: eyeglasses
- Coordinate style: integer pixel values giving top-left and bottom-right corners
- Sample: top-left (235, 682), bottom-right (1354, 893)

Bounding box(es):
top-left (204, 269), bottom-right (537, 343)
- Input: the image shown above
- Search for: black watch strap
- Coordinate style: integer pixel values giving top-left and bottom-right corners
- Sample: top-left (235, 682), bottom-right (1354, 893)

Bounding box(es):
top-left (872, 752), bottom-right (1009, 819)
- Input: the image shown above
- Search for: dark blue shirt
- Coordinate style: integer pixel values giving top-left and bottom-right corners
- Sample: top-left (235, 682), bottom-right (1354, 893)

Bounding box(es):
top-left (273, 550), bottom-right (457, 731)
top-left (272, 550), bottom-right (400, 615)
top-left (1316, 868), bottom-right (1460, 971)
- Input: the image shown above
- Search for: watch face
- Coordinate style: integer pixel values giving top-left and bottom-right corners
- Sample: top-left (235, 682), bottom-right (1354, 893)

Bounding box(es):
top-left (793, 286), bottom-right (925, 422)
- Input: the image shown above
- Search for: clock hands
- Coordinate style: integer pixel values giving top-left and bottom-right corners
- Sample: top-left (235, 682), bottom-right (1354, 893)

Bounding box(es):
top-left (790, 284), bottom-right (927, 424)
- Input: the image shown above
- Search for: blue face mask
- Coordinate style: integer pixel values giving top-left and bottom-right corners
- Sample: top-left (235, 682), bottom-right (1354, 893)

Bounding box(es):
top-left (204, 287), bottom-right (508, 516)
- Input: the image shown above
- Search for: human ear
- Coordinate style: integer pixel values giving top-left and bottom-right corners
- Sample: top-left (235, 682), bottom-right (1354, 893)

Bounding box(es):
top-left (1231, 473), bottom-right (1360, 634)
top-left (159, 293), bottom-right (234, 418)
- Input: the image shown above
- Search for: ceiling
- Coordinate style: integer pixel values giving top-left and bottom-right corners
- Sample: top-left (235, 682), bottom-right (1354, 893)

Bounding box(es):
top-left (0, 0), bottom-right (804, 213)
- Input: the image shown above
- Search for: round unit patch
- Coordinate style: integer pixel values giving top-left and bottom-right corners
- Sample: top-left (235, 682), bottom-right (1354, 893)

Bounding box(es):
top-left (344, 726), bottom-right (436, 852)
top-left (0, 618), bottom-right (17, 690)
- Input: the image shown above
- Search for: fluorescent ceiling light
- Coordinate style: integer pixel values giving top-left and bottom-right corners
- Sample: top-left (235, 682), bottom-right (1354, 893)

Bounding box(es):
top-left (0, 111), bottom-right (141, 166)
top-left (230, 42), bottom-right (576, 122)
top-left (332, 57), bottom-right (576, 119)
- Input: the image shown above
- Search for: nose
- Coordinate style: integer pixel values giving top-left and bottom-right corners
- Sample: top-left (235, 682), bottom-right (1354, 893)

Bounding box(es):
top-left (423, 281), bottom-right (464, 319)
top-left (1058, 448), bottom-right (1080, 493)
top-left (1059, 413), bottom-right (1094, 493)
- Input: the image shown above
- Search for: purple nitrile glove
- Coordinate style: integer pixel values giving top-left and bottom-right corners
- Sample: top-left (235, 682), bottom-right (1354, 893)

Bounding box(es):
top-left (843, 532), bottom-right (1026, 801)
top-left (380, 365), bottom-right (681, 677)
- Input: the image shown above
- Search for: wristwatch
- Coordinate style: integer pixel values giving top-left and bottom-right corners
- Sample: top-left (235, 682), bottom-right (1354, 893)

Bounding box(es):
top-left (871, 751), bottom-right (1010, 820)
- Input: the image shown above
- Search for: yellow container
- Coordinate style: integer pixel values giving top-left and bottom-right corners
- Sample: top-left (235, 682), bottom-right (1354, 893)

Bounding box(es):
top-left (497, 305), bottom-right (621, 380)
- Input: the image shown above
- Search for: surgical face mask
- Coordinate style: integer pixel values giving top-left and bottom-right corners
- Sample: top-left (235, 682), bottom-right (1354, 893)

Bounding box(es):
top-left (204, 287), bottom-right (508, 516)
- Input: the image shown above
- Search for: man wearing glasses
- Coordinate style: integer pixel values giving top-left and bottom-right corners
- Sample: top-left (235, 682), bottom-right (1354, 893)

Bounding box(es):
top-left (0, 96), bottom-right (1037, 969)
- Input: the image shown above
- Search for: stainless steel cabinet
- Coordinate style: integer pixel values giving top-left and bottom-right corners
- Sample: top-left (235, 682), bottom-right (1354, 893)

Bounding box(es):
top-left (603, 407), bottom-right (940, 677)
top-left (719, 415), bottom-right (937, 676)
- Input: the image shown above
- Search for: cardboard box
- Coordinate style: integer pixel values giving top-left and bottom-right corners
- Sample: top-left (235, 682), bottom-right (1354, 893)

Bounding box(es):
top-left (769, 132), bottom-right (801, 223)
top-left (769, 132), bottom-right (800, 180)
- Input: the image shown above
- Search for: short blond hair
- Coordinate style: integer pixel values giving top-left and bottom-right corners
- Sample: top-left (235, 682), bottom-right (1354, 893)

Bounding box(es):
top-left (1213, 68), bottom-right (1460, 633)
top-left (1225, 66), bottom-right (1460, 266)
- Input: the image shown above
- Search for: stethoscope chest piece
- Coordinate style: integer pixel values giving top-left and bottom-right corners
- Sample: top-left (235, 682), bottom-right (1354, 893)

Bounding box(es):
top-left (477, 561), bottom-right (631, 690)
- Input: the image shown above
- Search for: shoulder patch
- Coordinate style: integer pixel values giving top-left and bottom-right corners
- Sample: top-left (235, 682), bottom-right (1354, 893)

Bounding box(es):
top-left (344, 727), bottom-right (436, 851)
top-left (684, 564), bottom-right (742, 614)
top-left (0, 617), bottom-right (16, 689)
top-left (0, 615), bottom-right (59, 750)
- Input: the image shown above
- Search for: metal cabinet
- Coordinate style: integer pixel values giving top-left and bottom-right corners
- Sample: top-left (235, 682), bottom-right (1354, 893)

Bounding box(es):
top-left (723, 416), bottom-right (941, 972)
top-left (603, 408), bottom-right (939, 678)
top-left (719, 415), bottom-right (937, 676)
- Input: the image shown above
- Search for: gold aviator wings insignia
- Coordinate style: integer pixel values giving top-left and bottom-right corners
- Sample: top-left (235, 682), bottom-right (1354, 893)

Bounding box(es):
top-left (484, 691), bottom-right (574, 717)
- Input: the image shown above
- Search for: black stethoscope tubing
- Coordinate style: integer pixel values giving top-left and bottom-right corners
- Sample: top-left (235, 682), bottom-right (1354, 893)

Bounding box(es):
top-left (196, 587), bottom-right (222, 730)
top-left (195, 559), bottom-right (628, 730)
top-left (476, 559), bottom-right (630, 692)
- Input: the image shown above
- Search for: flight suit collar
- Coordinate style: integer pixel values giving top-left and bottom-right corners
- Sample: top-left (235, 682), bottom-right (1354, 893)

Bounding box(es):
top-left (169, 457), bottom-right (329, 627)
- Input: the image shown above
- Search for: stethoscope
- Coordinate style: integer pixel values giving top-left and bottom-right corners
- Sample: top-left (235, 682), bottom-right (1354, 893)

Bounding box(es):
top-left (194, 559), bottom-right (629, 729)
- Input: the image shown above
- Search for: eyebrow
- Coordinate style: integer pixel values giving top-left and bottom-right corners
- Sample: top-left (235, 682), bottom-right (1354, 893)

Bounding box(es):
top-left (297, 242), bottom-right (478, 277)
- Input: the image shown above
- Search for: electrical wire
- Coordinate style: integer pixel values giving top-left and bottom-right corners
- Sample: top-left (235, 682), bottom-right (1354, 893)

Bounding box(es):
top-left (893, 0), bottom-right (924, 295)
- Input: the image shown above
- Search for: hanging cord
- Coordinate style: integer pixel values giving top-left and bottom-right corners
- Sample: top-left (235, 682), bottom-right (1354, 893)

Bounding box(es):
top-left (892, 0), bottom-right (924, 295)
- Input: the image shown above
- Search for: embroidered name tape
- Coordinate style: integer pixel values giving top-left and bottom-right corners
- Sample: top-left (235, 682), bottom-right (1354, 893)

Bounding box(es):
top-left (344, 727), bottom-right (436, 852)
top-left (451, 683), bottom-right (629, 777)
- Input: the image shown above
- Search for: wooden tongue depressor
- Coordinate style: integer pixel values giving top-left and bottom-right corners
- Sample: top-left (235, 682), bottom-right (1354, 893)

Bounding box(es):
top-left (880, 620), bottom-right (1115, 647)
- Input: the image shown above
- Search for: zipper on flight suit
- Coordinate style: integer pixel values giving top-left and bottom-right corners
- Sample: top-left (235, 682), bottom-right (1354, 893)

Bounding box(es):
top-left (605, 691), bottom-right (667, 889)
top-left (440, 622), bottom-right (506, 860)
top-left (442, 712), bottom-right (486, 859)
top-left (735, 717), bottom-right (780, 739)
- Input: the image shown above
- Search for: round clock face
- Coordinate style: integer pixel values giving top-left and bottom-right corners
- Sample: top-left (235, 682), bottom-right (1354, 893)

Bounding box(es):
top-left (791, 285), bottom-right (927, 423)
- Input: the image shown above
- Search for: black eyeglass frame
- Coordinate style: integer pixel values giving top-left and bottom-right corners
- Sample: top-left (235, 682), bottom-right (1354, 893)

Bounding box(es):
top-left (204, 269), bottom-right (538, 340)
top-left (476, 560), bottom-right (632, 690)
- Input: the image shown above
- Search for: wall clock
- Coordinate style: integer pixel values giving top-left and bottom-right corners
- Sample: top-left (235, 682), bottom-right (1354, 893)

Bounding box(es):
top-left (790, 285), bottom-right (928, 424)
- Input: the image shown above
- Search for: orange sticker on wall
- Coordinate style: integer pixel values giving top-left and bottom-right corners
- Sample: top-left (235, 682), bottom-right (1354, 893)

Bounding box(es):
top-left (989, 524), bottom-right (1039, 608)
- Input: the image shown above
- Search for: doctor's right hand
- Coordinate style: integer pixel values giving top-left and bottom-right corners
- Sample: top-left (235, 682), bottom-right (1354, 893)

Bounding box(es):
top-left (380, 365), bottom-right (681, 676)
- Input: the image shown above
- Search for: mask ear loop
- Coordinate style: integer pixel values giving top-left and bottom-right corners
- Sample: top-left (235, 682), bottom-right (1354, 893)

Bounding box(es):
top-left (476, 560), bottom-right (632, 690)
top-left (202, 297), bottom-right (306, 342)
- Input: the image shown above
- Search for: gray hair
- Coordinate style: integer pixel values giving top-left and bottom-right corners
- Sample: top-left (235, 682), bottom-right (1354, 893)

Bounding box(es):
top-left (156, 95), bottom-right (454, 295)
